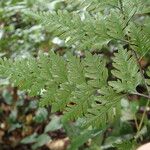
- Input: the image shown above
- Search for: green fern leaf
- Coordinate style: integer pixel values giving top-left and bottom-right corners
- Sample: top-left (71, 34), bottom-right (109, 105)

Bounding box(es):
top-left (52, 82), bottom-right (75, 112)
top-left (67, 53), bottom-right (85, 85)
top-left (109, 47), bottom-right (142, 93)
top-left (62, 83), bottom-right (95, 122)
top-left (130, 24), bottom-right (150, 56)
top-left (39, 83), bottom-right (58, 107)
top-left (84, 52), bottom-right (108, 88)
top-left (106, 11), bottom-right (126, 40)
top-left (50, 52), bottom-right (68, 84)
top-left (28, 10), bottom-right (110, 50)
top-left (84, 87), bottom-right (122, 128)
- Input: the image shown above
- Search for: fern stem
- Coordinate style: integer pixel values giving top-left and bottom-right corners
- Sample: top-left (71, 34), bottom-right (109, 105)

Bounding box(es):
top-left (123, 10), bottom-right (137, 30)
top-left (134, 115), bottom-right (139, 131)
top-left (131, 49), bottom-right (150, 136)
top-left (130, 92), bottom-right (150, 99)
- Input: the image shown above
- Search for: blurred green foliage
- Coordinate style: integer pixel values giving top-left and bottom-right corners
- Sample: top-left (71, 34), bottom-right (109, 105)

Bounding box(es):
top-left (0, 0), bottom-right (67, 58)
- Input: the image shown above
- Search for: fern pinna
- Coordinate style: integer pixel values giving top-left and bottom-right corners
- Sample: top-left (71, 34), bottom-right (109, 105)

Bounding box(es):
top-left (0, 0), bottom-right (149, 133)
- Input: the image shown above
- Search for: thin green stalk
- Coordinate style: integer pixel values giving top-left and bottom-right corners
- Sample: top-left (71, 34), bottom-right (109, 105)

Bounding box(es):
top-left (134, 115), bottom-right (139, 131)
top-left (130, 92), bottom-right (150, 99)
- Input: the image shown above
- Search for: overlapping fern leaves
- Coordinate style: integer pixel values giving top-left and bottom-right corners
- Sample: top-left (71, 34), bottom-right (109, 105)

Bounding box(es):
top-left (109, 48), bottom-right (142, 93)
top-left (0, 0), bottom-right (149, 128)
top-left (29, 10), bottom-right (110, 50)
top-left (27, 0), bottom-right (149, 53)
top-left (0, 48), bottom-right (144, 127)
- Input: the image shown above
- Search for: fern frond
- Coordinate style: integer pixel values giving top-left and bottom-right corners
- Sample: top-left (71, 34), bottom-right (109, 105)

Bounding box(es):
top-left (109, 48), bottom-right (142, 93)
top-left (39, 83), bottom-right (58, 107)
top-left (66, 0), bottom-right (118, 13)
top-left (0, 0), bottom-right (149, 132)
top-left (0, 58), bottom-right (13, 77)
top-left (25, 0), bottom-right (149, 52)
top-left (1, 52), bottom-right (116, 127)
top-left (67, 53), bottom-right (85, 84)
top-left (62, 52), bottom-right (109, 122)
top-left (130, 24), bottom-right (150, 56)
top-left (50, 52), bottom-right (68, 84)
top-left (29, 10), bottom-right (110, 50)
top-left (0, 49), bottom-right (146, 128)
top-left (62, 83), bottom-right (95, 122)
top-left (106, 11), bottom-right (126, 40)
top-left (52, 82), bottom-right (75, 112)
top-left (84, 87), bottom-right (122, 128)
top-left (123, 0), bottom-right (150, 16)
top-left (80, 0), bottom-right (119, 12)
top-left (84, 52), bottom-right (108, 88)
top-left (2, 58), bottom-right (42, 96)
